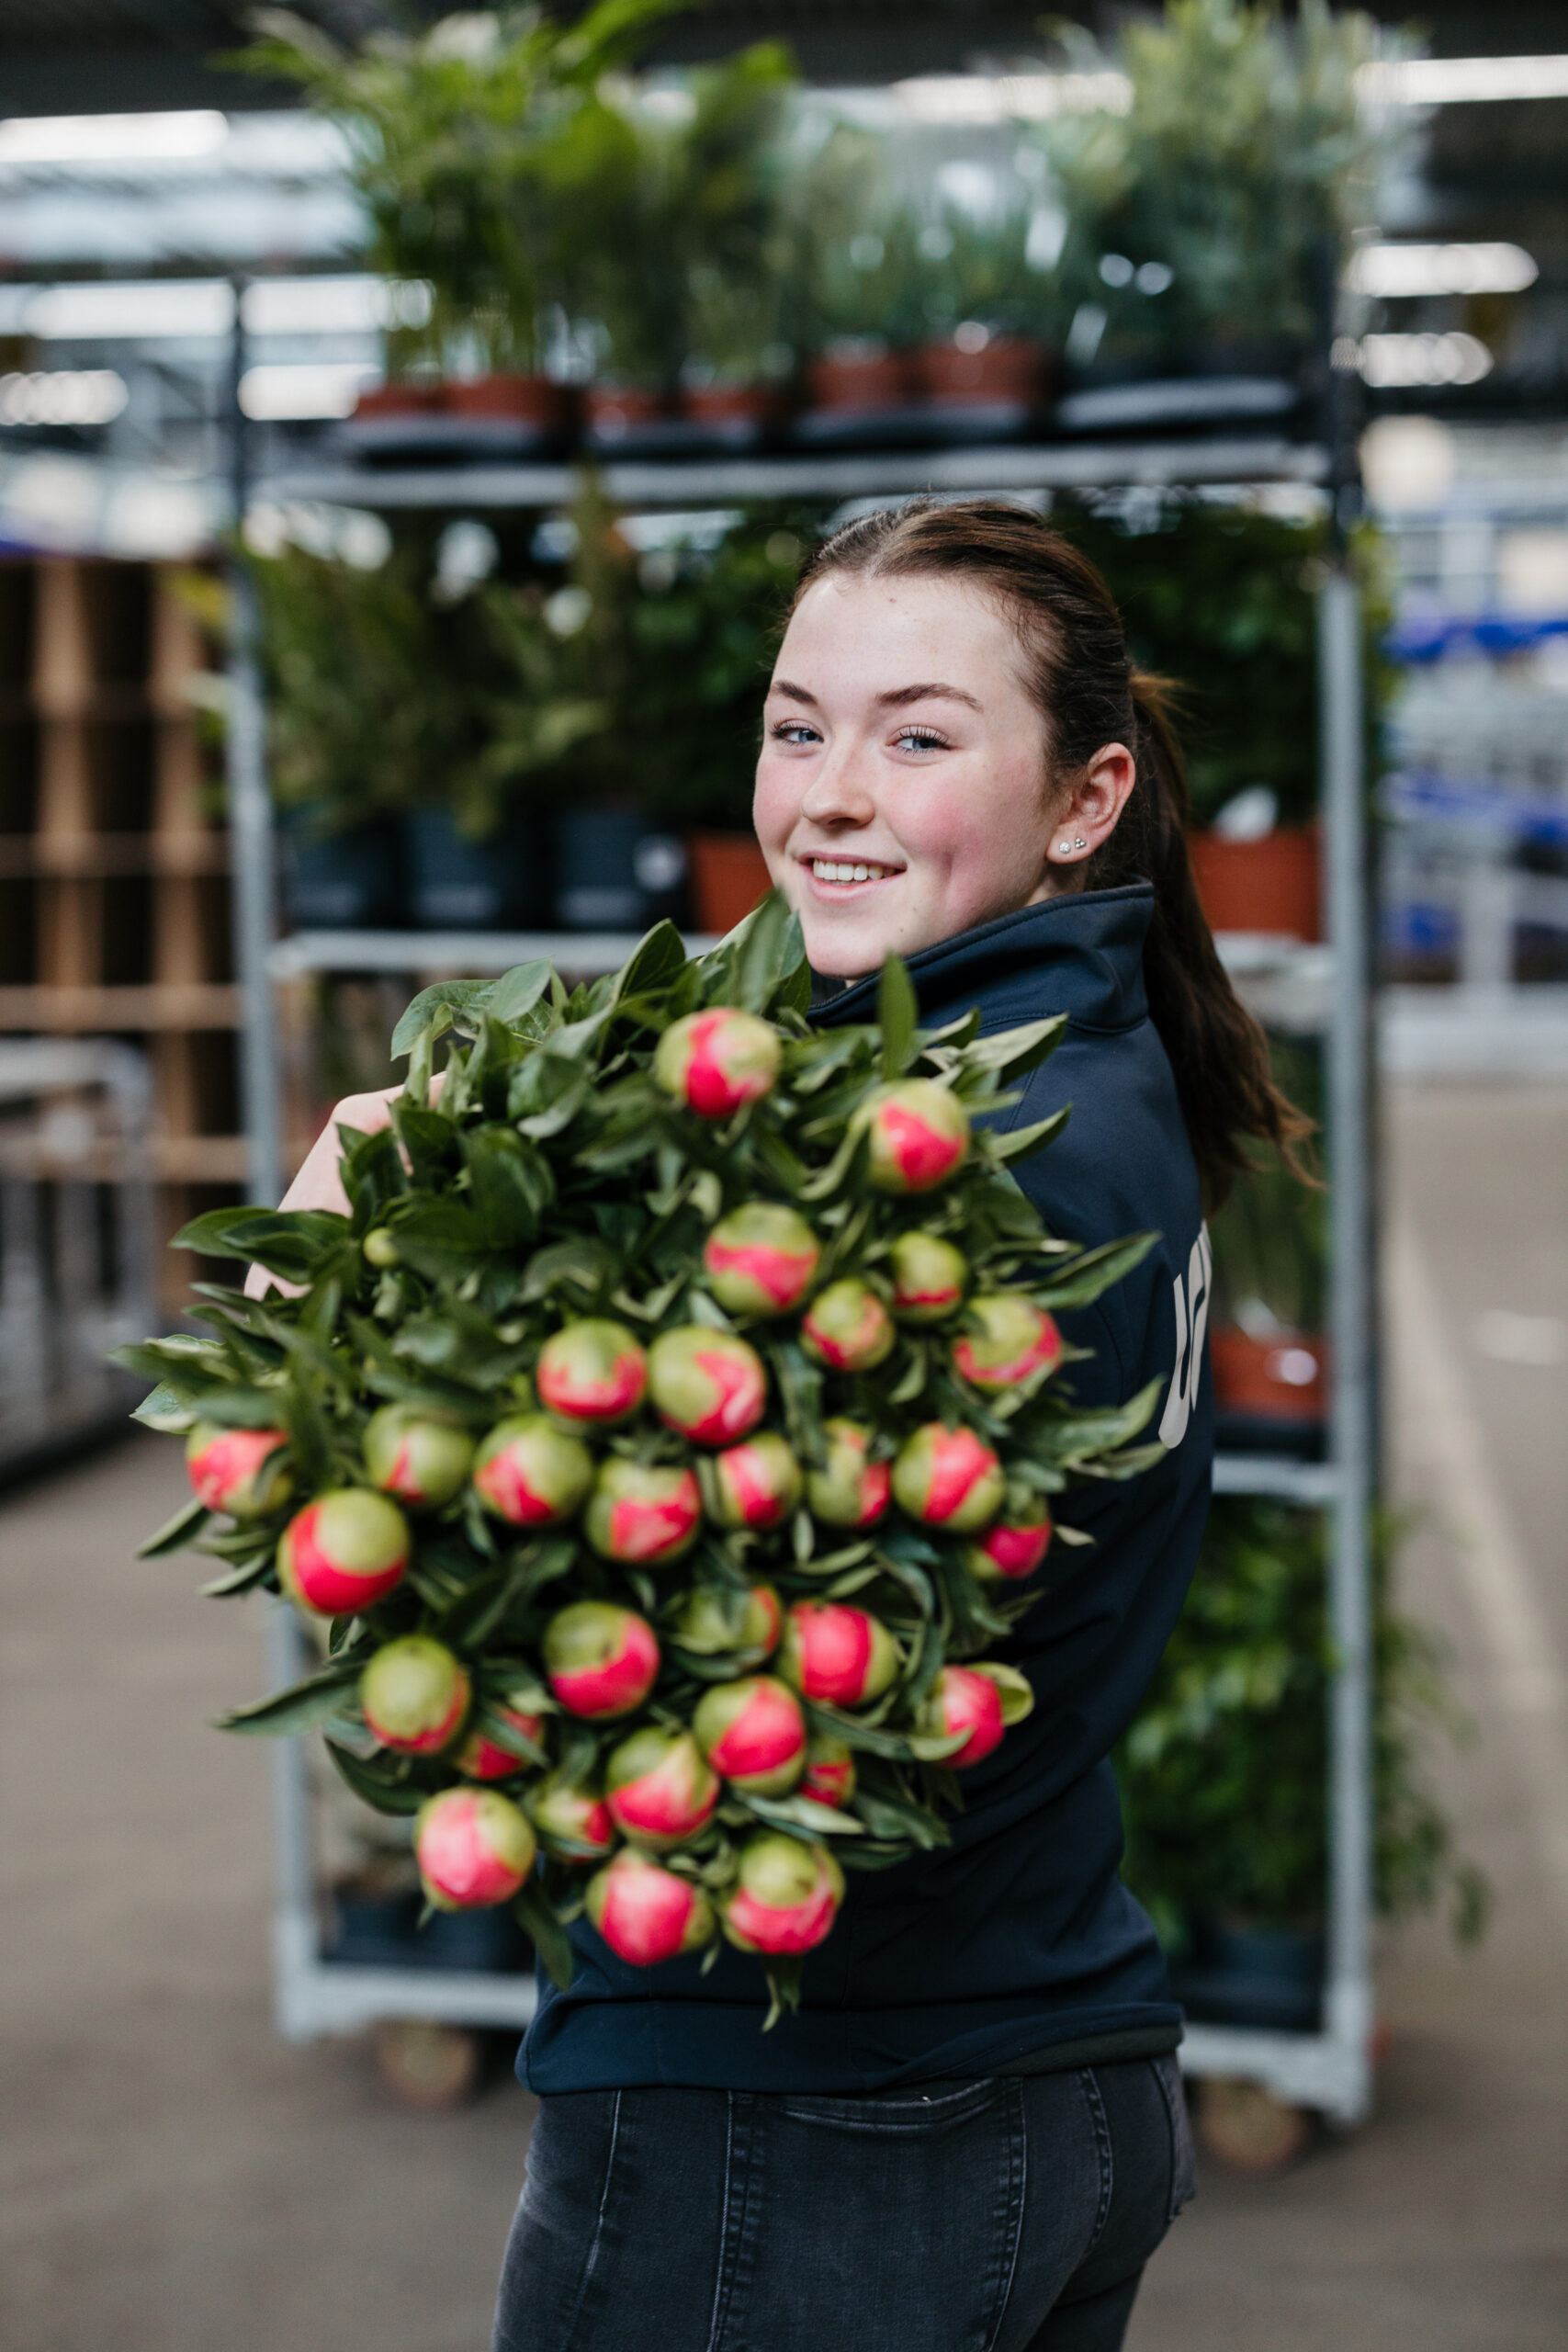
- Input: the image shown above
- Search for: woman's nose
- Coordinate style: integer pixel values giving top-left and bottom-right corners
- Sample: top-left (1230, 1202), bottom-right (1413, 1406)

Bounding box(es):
top-left (798, 749), bottom-right (876, 829)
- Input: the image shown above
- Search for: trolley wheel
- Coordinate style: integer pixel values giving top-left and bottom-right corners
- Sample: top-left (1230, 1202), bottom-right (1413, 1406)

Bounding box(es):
top-left (1195, 2076), bottom-right (1314, 2176)
top-left (372, 2019), bottom-right (484, 2109)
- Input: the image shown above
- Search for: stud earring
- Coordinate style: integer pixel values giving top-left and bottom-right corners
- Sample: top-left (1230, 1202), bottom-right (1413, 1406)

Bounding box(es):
top-left (1057, 836), bottom-right (1088, 855)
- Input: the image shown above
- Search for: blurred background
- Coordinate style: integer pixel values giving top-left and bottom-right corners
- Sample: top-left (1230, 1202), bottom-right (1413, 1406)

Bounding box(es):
top-left (1, 4), bottom-right (1564, 2347)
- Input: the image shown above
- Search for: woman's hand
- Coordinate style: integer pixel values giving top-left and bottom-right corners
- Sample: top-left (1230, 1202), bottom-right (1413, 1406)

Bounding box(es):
top-left (244, 1080), bottom-right (434, 1298)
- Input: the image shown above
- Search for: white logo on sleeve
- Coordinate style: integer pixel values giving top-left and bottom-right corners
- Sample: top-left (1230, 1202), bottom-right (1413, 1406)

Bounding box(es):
top-left (1157, 1224), bottom-right (1212, 1450)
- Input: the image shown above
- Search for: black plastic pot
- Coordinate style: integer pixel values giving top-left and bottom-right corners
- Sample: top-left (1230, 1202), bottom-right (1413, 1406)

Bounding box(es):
top-left (403, 806), bottom-right (551, 931)
top-left (325, 1885), bottom-right (421, 1966)
top-left (553, 809), bottom-right (689, 933)
top-left (324, 1883), bottom-right (532, 1973)
top-left (1170, 1919), bottom-right (1325, 2031)
top-left (412, 1905), bottom-right (533, 1973)
top-left (281, 812), bottom-right (405, 931)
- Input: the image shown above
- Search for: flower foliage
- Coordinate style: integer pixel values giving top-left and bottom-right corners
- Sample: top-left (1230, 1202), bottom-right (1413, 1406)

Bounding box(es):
top-left (121, 902), bottom-right (1162, 2017)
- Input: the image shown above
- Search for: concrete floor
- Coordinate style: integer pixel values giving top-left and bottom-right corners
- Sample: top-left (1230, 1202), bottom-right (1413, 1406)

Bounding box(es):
top-left (2, 1080), bottom-right (1565, 2352)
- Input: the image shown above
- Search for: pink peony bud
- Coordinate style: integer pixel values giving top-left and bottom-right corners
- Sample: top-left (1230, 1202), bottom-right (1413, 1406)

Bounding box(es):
top-left (536, 1319), bottom-right (647, 1425)
top-left (888, 1231), bottom-right (968, 1322)
top-left (709, 1432), bottom-right (802, 1531)
top-left (543, 1600), bottom-right (660, 1719)
top-left (967, 1515), bottom-right (1054, 1582)
top-left (363, 1405), bottom-right (476, 1508)
top-left (604, 1725), bottom-right (719, 1849)
top-left (692, 1676), bottom-right (807, 1796)
top-left (721, 1833), bottom-right (845, 1956)
top-left (654, 1007), bottom-right (781, 1118)
top-left (891, 1424), bottom-right (1006, 1532)
top-left (800, 1736), bottom-right (856, 1809)
top-left (529, 1772), bottom-right (615, 1859)
top-left (952, 1295), bottom-right (1063, 1392)
top-left (360, 1635), bottom-right (470, 1756)
top-left (647, 1326), bottom-right (767, 1445)
top-left (585, 1459), bottom-right (702, 1565)
top-left (779, 1600), bottom-right (899, 1708)
top-left (472, 1414), bottom-right (594, 1526)
top-left (805, 1418), bottom-right (891, 1530)
top-left (276, 1487), bottom-right (409, 1616)
top-left (586, 1849), bottom-right (715, 1966)
top-left (453, 1702), bottom-right (546, 1781)
top-left (672, 1581), bottom-right (782, 1661)
top-left (916, 1665), bottom-right (1006, 1768)
top-left (703, 1203), bottom-right (820, 1317)
top-left (186, 1422), bottom-right (292, 1518)
top-left (416, 1787), bottom-right (536, 1911)
top-left (863, 1080), bottom-right (969, 1194)
top-left (800, 1278), bottom-right (895, 1374)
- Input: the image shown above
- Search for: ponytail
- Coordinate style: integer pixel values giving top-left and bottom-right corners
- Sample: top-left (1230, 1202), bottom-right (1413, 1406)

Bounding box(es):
top-left (791, 500), bottom-right (1313, 1207)
top-left (1086, 670), bottom-right (1314, 1204)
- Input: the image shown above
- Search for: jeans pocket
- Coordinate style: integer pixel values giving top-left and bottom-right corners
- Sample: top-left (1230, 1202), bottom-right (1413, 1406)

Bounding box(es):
top-left (1152, 2054), bottom-right (1197, 2219)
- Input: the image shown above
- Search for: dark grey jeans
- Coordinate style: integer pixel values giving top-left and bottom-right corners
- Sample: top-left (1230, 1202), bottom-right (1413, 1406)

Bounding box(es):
top-left (493, 2055), bottom-right (1194, 2352)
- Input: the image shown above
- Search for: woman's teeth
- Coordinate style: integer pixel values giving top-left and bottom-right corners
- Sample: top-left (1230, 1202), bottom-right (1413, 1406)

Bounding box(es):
top-left (811, 859), bottom-right (895, 884)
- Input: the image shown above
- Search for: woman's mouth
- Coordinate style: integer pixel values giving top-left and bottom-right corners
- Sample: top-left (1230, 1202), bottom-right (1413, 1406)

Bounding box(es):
top-left (804, 856), bottom-right (902, 889)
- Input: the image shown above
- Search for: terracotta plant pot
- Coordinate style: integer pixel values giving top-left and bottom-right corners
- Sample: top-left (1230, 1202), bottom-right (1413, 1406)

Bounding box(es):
top-left (687, 833), bottom-right (773, 935)
top-left (445, 374), bottom-right (571, 432)
top-left (913, 332), bottom-right (1049, 406)
top-left (584, 383), bottom-right (671, 441)
top-left (1189, 826), bottom-right (1321, 941)
top-left (682, 382), bottom-right (784, 430)
top-left (807, 347), bottom-right (915, 413)
top-left (1210, 1326), bottom-right (1326, 1422)
top-left (354, 382), bottom-right (446, 419)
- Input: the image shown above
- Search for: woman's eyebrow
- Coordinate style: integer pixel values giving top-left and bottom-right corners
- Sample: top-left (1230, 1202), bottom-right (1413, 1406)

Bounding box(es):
top-left (878, 682), bottom-right (982, 712)
top-left (770, 679), bottom-right (818, 705)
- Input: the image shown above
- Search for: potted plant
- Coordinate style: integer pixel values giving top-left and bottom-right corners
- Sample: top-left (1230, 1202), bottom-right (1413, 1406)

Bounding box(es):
top-left (234, 2), bottom-right (687, 448)
top-left (1117, 1495), bottom-right (1487, 2031)
top-left (908, 201), bottom-right (1062, 424)
top-left (1206, 1036), bottom-right (1328, 1440)
top-left (1031, 0), bottom-right (1397, 425)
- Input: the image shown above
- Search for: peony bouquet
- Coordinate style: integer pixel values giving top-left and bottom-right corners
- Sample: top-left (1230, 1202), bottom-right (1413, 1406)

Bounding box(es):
top-left (123, 902), bottom-right (1160, 2020)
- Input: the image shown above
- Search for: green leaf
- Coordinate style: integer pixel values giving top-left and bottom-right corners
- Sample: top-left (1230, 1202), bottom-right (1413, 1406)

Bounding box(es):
top-left (961, 1014), bottom-right (1067, 1085)
top-left (130, 1379), bottom-right (197, 1433)
top-left (173, 1206), bottom-right (351, 1280)
top-left (877, 955), bottom-right (918, 1080)
top-left (218, 1660), bottom-right (359, 1736)
top-left (486, 959), bottom-right (554, 1029)
top-left (135, 1493), bottom-right (211, 1557)
top-left (991, 1108), bottom-right (1071, 1165)
top-left (973, 1661), bottom-right (1035, 1725)
top-left (614, 921), bottom-right (688, 1002)
top-left (390, 978), bottom-right (496, 1061)
top-left (745, 1792), bottom-right (865, 1838)
top-left (1036, 1232), bottom-right (1158, 1310)
top-left (326, 1739), bottom-right (427, 1816)
top-left (199, 1555), bottom-right (277, 1598)
top-left (513, 1881), bottom-right (575, 1990)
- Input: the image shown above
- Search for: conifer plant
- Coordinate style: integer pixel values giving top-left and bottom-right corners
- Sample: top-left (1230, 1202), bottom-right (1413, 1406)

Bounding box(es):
top-left (122, 901), bottom-right (1160, 2021)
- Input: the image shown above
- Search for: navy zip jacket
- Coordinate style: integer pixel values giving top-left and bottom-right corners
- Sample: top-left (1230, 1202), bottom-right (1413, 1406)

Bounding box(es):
top-left (523, 883), bottom-right (1213, 2095)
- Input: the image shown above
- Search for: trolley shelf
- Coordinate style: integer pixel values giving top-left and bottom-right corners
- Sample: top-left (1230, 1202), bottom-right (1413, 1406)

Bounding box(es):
top-left (261, 434), bottom-right (1330, 514)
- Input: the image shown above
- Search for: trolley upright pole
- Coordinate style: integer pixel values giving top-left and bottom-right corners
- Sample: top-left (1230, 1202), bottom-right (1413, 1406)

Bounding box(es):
top-left (1319, 564), bottom-right (1376, 2122)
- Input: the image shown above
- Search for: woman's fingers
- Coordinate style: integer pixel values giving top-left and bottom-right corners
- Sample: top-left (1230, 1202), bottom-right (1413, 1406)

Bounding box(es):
top-left (243, 1088), bottom-right (400, 1299)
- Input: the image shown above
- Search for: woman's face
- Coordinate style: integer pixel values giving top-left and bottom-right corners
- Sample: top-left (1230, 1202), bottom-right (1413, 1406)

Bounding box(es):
top-left (753, 571), bottom-right (1061, 978)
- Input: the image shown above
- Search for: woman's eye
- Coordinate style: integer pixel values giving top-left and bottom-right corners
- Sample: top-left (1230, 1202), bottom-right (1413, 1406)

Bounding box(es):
top-left (770, 719), bottom-right (820, 746)
top-left (894, 728), bottom-right (948, 753)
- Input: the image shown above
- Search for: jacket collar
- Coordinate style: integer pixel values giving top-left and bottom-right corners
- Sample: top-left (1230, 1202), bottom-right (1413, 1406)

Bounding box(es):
top-left (810, 883), bottom-right (1154, 1036)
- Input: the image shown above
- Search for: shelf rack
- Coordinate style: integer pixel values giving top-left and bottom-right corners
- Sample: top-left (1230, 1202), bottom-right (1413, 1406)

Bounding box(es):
top-left (0, 556), bottom-right (253, 1304)
top-left (234, 432), bottom-right (1375, 2124)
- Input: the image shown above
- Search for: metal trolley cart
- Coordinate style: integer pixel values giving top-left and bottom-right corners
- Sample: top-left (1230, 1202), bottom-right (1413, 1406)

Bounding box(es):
top-left (225, 417), bottom-right (1374, 2126)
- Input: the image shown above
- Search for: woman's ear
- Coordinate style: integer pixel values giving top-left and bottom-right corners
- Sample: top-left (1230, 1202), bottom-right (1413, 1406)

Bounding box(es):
top-left (1044, 742), bottom-right (1137, 872)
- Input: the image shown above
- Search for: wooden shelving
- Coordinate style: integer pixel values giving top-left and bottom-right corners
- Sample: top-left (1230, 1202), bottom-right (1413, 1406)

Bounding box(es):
top-left (0, 555), bottom-right (244, 1310)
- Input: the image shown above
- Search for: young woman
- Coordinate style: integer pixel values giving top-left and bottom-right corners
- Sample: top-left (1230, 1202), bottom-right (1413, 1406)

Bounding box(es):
top-left (280, 501), bottom-right (1302, 2352)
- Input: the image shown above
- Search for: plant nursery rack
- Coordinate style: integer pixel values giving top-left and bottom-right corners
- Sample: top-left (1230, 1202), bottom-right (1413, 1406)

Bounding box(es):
top-left (231, 434), bottom-right (1376, 2126)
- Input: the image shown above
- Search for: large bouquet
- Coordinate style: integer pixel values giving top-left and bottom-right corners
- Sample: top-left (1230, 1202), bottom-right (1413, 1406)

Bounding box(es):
top-left (124, 904), bottom-right (1160, 2019)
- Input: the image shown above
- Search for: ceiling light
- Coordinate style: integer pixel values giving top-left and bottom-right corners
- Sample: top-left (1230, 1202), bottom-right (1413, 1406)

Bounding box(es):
top-left (0, 111), bottom-right (229, 164)
top-left (238, 363), bottom-right (379, 421)
top-left (1356, 332), bottom-right (1493, 389)
top-left (240, 275), bottom-right (432, 336)
top-left (1356, 56), bottom-right (1568, 106)
top-left (1348, 242), bottom-right (1538, 297)
top-left (0, 369), bottom-right (128, 427)
top-left (891, 73), bottom-right (1130, 122)
top-left (23, 280), bottom-right (234, 339)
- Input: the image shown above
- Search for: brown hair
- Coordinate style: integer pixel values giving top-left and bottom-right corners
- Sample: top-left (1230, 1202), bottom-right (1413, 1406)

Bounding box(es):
top-left (791, 498), bottom-right (1310, 1207)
